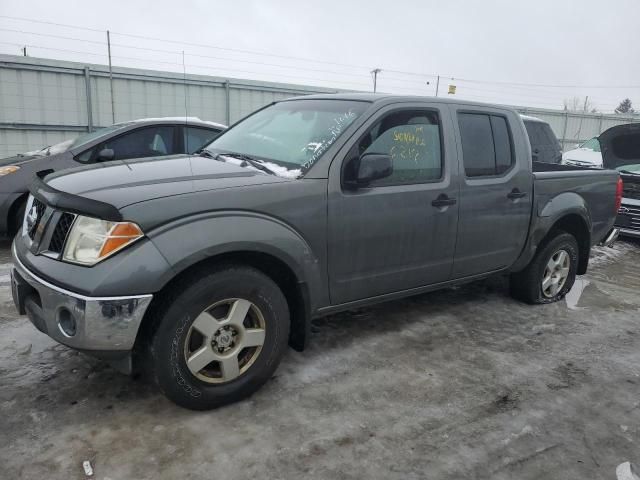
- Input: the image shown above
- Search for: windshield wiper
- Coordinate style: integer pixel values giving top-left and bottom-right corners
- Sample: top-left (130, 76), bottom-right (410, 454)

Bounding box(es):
top-left (215, 152), bottom-right (278, 176)
top-left (197, 149), bottom-right (216, 158)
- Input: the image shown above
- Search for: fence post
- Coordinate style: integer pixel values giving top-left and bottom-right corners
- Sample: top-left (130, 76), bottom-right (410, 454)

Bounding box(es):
top-left (225, 80), bottom-right (230, 125)
top-left (107, 30), bottom-right (115, 123)
top-left (84, 67), bottom-right (93, 133)
top-left (598, 114), bottom-right (604, 135)
top-left (561, 111), bottom-right (569, 151)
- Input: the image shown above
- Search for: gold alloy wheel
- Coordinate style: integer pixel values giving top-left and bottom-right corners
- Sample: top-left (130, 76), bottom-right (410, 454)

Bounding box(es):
top-left (183, 298), bottom-right (266, 384)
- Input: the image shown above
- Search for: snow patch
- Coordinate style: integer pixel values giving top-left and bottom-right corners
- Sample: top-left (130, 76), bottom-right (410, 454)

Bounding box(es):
top-left (219, 155), bottom-right (301, 179)
top-left (589, 241), bottom-right (634, 267)
top-left (131, 116), bottom-right (226, 129)
top-left (22, 139), bottom-right (74, 157)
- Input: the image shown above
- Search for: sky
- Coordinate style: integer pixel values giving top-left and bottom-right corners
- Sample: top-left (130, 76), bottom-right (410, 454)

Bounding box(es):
top-left (1, 0), bottom-right (639, 113)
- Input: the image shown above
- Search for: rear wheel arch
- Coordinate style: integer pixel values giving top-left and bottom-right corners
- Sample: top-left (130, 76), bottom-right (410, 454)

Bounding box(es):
top-left (540, 214), bottom-right (591, 274)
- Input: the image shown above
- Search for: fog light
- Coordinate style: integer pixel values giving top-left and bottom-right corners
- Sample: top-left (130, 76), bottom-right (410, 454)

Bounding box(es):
top-left (57, 308), bottom-right (77, 337)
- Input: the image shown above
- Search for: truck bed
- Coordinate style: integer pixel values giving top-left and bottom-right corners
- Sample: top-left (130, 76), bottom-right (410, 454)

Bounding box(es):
top-left (532, 161), bottom-right (619, 246)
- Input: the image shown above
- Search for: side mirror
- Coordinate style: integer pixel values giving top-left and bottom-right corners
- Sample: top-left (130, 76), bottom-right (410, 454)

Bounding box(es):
top-left (345, 153), bottom-right (393, 189)
top-left (97, 148), bottom-right (115, 161)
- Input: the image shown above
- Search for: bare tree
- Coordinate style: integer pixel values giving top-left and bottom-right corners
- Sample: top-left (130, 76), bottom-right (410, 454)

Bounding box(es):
top-left (615, 98), bottom-right (634, 114)
top-left (563, 96), bottom-right (596, 112)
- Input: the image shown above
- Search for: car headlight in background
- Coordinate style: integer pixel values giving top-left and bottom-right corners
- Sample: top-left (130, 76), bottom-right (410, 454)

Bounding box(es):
top-left (0, 165), bottom-right (20, 176)
top-left (62, 216), bottom-right (144, 265)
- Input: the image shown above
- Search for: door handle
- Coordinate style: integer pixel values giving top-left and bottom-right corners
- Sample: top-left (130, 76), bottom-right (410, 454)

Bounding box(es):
top-left (431, 194), bottom-right (457, 208)
top-left (507, 189), bottom-right (527, 200)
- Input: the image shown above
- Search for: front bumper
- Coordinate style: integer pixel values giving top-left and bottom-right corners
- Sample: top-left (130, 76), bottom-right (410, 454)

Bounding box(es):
top-left (11, 243), bottom-right (153, 370)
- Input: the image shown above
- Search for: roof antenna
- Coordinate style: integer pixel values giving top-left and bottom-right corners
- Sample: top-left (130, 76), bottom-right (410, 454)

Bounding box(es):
top-left (182, 50), bottom-right (189, 149)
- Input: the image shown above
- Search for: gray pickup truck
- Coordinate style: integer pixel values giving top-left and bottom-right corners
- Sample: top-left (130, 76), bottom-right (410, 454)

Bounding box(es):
top-left (11, 94), bottom-right (621, 410)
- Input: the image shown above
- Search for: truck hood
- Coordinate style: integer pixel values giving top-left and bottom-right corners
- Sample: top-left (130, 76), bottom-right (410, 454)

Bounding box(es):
top-left (44, 154), bottom-right (290, 209)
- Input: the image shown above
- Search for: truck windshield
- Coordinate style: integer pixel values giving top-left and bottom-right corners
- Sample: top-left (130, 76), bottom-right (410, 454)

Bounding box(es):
top-left (202, 99), bottom-right (368, 176)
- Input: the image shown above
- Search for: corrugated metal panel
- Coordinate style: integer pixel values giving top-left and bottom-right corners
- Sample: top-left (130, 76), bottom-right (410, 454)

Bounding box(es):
top-left (516, 107), bottom-right (640, 151)
top-left (2, 53), bottom-right (639, 158)
top-left (0, 129), bottom-right (77, 157)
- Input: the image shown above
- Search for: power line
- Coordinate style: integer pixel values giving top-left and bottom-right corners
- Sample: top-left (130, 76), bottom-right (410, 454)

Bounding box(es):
top-left (2, 15), bottom-right (640, 99)
top-left (0, 14), bottom-right (104, 32)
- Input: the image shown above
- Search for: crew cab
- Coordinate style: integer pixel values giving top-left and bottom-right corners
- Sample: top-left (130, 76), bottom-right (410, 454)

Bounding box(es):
top-left (11, 95), bottom-right (621, 410)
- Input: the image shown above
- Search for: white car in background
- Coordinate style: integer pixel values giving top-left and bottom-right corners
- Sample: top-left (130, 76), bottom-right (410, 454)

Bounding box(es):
top-left (562, 137), bottom-right (603, 168)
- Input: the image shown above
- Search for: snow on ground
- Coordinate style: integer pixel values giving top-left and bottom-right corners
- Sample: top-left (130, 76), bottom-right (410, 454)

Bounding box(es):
top-left (589, 240), bottom-right (635, 267)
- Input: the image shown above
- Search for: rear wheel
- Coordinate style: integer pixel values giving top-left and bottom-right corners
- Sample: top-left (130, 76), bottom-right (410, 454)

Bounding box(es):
top-left (150, 265), bottom-right (290, 410)
top-left (510, 232), bottom-right (579, 304)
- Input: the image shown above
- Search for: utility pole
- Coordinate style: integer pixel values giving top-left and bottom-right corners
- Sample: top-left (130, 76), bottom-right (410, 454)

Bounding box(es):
top-left (107, 30), bottom-right (115, 123)
top-left (22, 46), bottom-right (27, 56)
top-left (435, 75), bottom-right (440, 97)
top-left (371, 68), bottom-right (381, 93)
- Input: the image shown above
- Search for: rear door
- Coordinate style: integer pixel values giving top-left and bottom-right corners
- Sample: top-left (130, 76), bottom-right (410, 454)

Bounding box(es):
top-left (327, 103), bottom-right (459, 304)
top-left (451, 107), bottom-right (533, 277)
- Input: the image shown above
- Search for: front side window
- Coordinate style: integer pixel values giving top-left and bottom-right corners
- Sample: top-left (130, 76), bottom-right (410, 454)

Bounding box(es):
top-left (458, 113), bottom-right (514, 177)
top-left (346, 109), bottom-right (442, 186)
top-left (94, 126), bottom-right (176, 161)
top-left (203, 99), bottom-right (368, 174)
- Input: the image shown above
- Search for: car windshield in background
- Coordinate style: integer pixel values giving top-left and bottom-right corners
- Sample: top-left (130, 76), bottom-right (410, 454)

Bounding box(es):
top-left (203, 99), bottom-right (368, 175)
top-left (70, 124), bottom-right (130, 149)
top-left (581, 137), bottom-right (601, 152)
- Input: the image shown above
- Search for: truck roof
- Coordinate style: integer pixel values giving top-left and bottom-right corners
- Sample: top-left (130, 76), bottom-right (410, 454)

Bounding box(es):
top-left (284, 93), bottom-right (519, 111)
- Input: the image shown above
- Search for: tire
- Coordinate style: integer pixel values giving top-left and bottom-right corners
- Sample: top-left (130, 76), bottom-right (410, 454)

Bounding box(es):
top-left (149, 265), bottom-right (290, 410)
top-left (510, 231), bottom-right (579, 305)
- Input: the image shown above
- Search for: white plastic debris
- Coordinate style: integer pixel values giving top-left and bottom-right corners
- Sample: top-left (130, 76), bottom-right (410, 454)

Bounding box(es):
top-left (617, 462), bottom-right (640, 480)
top-left (82, 460), bottom-right (94, 477)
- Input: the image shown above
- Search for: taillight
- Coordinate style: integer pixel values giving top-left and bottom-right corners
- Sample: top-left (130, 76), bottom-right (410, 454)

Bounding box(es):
top-left (615, 177), bottom-right (624, 213)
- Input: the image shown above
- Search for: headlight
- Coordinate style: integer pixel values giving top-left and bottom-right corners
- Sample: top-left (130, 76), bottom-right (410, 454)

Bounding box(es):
top-left (62, 216), bottom-right (144, 266)
top-left (0, 165), bottom-right (20, 176)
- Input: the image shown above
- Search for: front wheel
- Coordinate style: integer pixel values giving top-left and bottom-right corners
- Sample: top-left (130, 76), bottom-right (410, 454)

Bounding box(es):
top-left (510, 232), bottom-right (579, 304)
top-left (150, 265), bottom-right (290, 410)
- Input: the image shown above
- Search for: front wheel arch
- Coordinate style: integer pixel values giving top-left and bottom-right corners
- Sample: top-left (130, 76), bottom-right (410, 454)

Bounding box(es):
top-left (135, 250), bottom-right (311, 363)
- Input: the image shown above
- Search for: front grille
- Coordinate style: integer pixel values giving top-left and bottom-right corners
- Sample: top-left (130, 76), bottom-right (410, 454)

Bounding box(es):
top-left (617, 204), bottom-right (640, 231)
top-left (27, 198), bottom-right (46, 240)
top-left (48, 212), bottom-right (76, 253)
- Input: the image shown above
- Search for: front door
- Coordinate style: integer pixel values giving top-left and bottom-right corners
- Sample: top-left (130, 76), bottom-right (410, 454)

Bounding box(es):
top-left (327, 104), bottom-right (459, 305)
top-left (451, 107), bottom-right (533, 277)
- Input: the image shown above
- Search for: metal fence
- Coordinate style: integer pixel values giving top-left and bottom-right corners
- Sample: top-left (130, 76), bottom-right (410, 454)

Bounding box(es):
top-left (514, 106), bottom-right (640, 151)
top-left (1, 53), bottom-right (639, 157)
top-left (0, 54), bottom-right (342, 157)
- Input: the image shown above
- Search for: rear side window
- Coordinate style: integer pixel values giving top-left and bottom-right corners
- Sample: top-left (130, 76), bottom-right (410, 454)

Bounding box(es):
top-left (185, 127), bottom-right (221, 154)
top-left (458, 113), bottom-right (514, 177)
